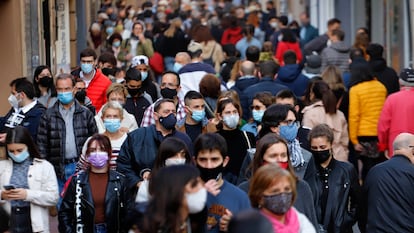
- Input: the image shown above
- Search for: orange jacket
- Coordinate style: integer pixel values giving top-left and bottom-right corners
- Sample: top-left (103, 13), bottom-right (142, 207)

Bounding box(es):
top-left (86, 69), bottom-right (112, 112)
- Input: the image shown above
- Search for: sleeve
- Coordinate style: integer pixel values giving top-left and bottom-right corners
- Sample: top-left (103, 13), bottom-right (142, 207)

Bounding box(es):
top-left (221, 31), bottom-right (229, 45)
top-left (58, 176), bottom-right (77, 233)
top-left (346, 166), bottom-right (361, 228)
top-left (301, 109), bottom-right (315, 129)
top-left (36, 113), bottom-right (49, 158)
top-left (26, 161), bottom-right (59, 206)
top-left (213, 44), bottom-right (225, 73)
top-left (141, 39), bottom-right (154, 58)
top-left (87, 111), bottom-right (98, 136)
top-left (275, 43), bottom-right (284, 64)
top-left (117, 41), bottom-right (129, 62)
top-left (340, 113), bottom-right (349, 149)
top-left (140, 104), bottom-right (154, 127)
top-left (295, 43), bottom-right (303, 63)
top-left (116, 134), bottom-right (141, 189)
top-left (320, 49), bottom-right (328, 73)
top-left (377, 98), bottom-right (391, 151)
top-left (348, 88), bottom-right (360, 145)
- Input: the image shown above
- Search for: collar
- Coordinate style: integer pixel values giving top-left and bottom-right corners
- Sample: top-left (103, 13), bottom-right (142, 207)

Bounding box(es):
top-left (80, 69), bottom-right (96, 80)
top-left (260, 77), bottom-right (274, 82)
top-left (317, 157), bottom-right (335, 172)
top-left (20, 100), bottom-right (37, 114)
top-left (58, 101), bottom-right (75, 112)
top-left (238, 75), bottom-right (256, 80)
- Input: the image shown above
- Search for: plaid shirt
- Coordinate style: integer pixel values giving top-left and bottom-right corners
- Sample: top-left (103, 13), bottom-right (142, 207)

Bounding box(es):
top-left (140, 98), bottom-right (186, 127)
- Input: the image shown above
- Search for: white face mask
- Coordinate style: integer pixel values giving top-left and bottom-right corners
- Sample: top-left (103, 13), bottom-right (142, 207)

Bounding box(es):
top-left (186, 187), bottom-right (207, 214)
top-left (223, 114), bottom-right (240, 129)
top-left (8, 94), bottom-right (20, 110)
top-left (270, 22), bottom-right (278, 29)
top-left (165, 158), bottom-right (186, 166)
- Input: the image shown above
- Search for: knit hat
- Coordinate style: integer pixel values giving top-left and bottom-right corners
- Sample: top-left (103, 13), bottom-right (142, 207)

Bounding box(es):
top-left (305, 54), bottom-right (321, 74)
top-left (131, 55), bottom-right (149, 68)
top-left (399, 68), bottom-right (414, 86)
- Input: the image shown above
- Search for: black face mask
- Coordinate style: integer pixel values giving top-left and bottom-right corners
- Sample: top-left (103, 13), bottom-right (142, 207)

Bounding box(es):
top-left (311, 149), bottom-right (331, 164)
top-left (38, 76), bottom-right (53, 88)
top-left (159, 113), bottom-right (177, 130)
top-left (102, 67), bottom-right (116, 77)
top-left (128, 87), bottom-right (143, 97)
top-left (197, 164), bottom-right (224, 182)
top-left (75, 89), bottom-right (87, 103)
top-left (160, 88), bottom-right (177, 99)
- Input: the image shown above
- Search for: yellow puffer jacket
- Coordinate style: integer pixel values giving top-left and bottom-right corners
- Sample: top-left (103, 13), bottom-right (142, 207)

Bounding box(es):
top-left (348, 79), bottom-right (387, 145)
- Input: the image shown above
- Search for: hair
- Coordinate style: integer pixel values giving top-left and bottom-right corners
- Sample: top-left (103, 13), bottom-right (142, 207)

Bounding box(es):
top-left (283, 50), bottom-right (297, 65)
top-left (249, 164), bottom-right (297, 208)
top-left (98, 52), bottom-right (117, 67)
top-left (143, 165), bottom-right (200, 233)
top-left (332, 29), bottom-right (345, 41)
top-left (85, 134), bottom-right (112, 159)
top-left (10, 77), bottom-right (36, 100)
top-left (250, 133), bottom-right (296, 177)
top-left (125, 67), bottom-right (142, 81)
top-left (223, 44), bottom-right (237, 57)
top-left (327, 18), bottom-right (341, 26)
top-left (56, 73), bottom-right (76, 87)
top-left (5, 126), bottom-right (42, 159)
top-left (240, 61), bottom-right (256, 76)
top-left (108, 32), bottom-right (123, 45)
top-left (162, 71), bottom-right (181, 86)
top-left (392, 133), bottom-right (413, 151)
top-left (321, 65), bottom-right (346, 91)
top-left (217, 90), bottom-right (242, 115)
top-left (194, 133), bottom-right (227, 159)
top-left (246, 46), bottom-right (260, 63)
top-left (353, 30), bottom-right (369, 50)
top-left (243, 24), bottom-right (255, 41)
top-left (366, 43), bottom-right (383, 59)
top-left (275, 89), bottom-right (297, 105)
top-left (152, 137), bottom-right (192, 173)
top-left (350, 61), bottom-right (374, 86)
top-left (80, 47), bottom-right (97, 60)
top-left (199, 74), bottom-right (221, 98)
top-left (106, 83), bottom-right (128, 99)
top-left (308, 80), bottom-right (337, 114)
top-left (101, 101), bottom-right (124, 119)
top-left (132, 21), bottom-right (146, 32)
top-left (253, 92), bottom-right (274, 108)
top-left (184, 91), bottom-right (204, 106)
top-left (259, 60), bottom-right (279, 78)
top-left (246, 12), bottom-right (260, 28)
top-left (191, 24), bottom-right (215, 44)
top-left (164, 17), bottom-right (182, 38)
top-left (303, 76), bottom-right (323, 105)
top-left (154, 98), bottom-right (175, 113)
top-left (33, 65), bottom-right (57, 98)
top-left (228, 209), bottom-right (273, 233)
top-left (278, 15), bottom-right (288, 26)
top-left (308, 123), bottom-right (334, 145)
top-left (349, 47), bottom-right (364, 61)
top-left (280, 28), bottom-right (297, 43)
top-left (215, 98), bottom-right (241, 130)
top-left (259, 104), bottom-right (296, 139)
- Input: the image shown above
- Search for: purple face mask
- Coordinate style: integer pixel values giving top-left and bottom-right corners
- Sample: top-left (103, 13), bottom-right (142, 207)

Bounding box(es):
top-left (88, 151), bottom-right (109, 168)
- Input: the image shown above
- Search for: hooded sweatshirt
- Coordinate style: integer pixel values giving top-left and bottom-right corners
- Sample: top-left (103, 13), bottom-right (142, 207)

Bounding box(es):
top-left (321, 41), bottom-right (350, 73)
top-left (369, 58), bottom-right (400, 95)
top-left (275, 64), bottom-right (310, 97)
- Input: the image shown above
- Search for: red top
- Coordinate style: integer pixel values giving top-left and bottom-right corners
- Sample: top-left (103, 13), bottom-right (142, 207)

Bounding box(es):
top-left (87, 69), bottom-right (112, 112)
top-left (275, 41), bottom-right (303, 66)
top-left (221, 27), bottom-right (243, 45)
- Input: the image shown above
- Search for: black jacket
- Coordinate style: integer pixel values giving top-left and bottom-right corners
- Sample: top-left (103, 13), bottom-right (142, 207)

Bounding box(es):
top-left (304, 159), bottom-right (360, 233)
top-left (37, 101), bottom-right (97, 177)
top-left (369, 58), bottom-right (400, 95)
top-left (58, 170), bottom-right (131, 233)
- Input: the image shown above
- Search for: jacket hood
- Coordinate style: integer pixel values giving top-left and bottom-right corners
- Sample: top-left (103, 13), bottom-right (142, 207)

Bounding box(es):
top-left (369, 58), bottom-right (387, 72)
top-left (277, 64), bottom-right (302, 82)
top-left (201, 41), bottom-right (218, 59)
top-left (330, 41), bottom-right (350, 53)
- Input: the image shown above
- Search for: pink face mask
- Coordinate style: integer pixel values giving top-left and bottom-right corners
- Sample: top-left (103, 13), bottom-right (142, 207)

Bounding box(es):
top-left (88, 151), bottom-right (109, 168)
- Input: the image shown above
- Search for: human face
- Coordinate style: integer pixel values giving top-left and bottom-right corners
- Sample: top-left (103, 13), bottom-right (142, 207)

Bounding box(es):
top-left (155, 102), bottom-right (177, 119)
top-left (74, 81), bottom-right (86, 92)
top-left (279, 110), bottom-right (296, 128)
top-left (126, 79), bottom-right (143, 89)
top-left (37, 68), bottom-right (52, 82)
top-left (251, 99), bottom-right (266, 111)
top-left (56, 78), bottom-right (75, 94)
top-left (88, 140), bottom-right (106, 154)
top-left (102, 107), bottom-right (122, 120)
top-left (160, 73), bottom-right (180, 90)
top-left (175, 55), bottom-right (187, 65)
top-left (219, 103), bottom-right (239, 120)
top-left (133, 23), bottom-right (143, 36)
top-left (262, 176), bottom-right (292, 197)
top-left (108, 92), bottom-right (126, 105)
top-left (275, 98), bottom-right (295, 107)
top-left (310, 136), bottom-right (332, 151)
top-left (135, 64), bottom-right (148, 72)
top-left (187, 98), bottom-right (205, 112)
top-left (184, 177), bottom-right (204, 194)
top-left (80, 56), bottom-right (95, 66)
top-left (263, 142), bottom-right (289, 163)
top-left (170, 149), bottom-right (187, 159)
top-left (196, 149), bottom-right (228, 169)
top-left (7, 143), bottom-right (27, 156)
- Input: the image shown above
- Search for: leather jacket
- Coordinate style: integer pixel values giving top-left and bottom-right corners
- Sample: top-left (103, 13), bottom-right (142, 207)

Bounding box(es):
top-left (304, 159), bottom-right (361, 233)
top-left (58, 170), bottom-right (130, 233)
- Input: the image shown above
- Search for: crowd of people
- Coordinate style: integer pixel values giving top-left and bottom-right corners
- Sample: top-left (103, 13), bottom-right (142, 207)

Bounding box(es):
top-left (1, 0), bottom-right (414, 232)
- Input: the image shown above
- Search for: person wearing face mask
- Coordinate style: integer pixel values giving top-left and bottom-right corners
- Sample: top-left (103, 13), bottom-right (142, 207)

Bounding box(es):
top-left (107, 33), bottom-right (123, 68)
top-left (139, 165), bottom-right (208, 233)
top-left (238, 133), bottom-right (319, 230)
top-left (304, 124), bottom-right (360, 233)
top-left (0, 126), bottom-right (59, 233)
top-left (299, 12), bottom-right (319, 47)
top-left (97, 52), bottom-right (118, 81)
top-left (94, 83), bottom-right (138, 133)
top-left (33, 65), bottom-right (58, 108)
top-left (124, 67), bottom-right (153, 126)
top-left (37, 73), bottom-right (98, 203)
top-left (214, 98), bottom-right (256, 184)
top-left (131, 55), bottom-right (160, 102)
top-left (59, 134), bottom-right (131, 233)
top-left (117, 99), bottom-right (192, 191)
top-left (249, 164), bottom-right (316, 233)
top-left (194, 133), bottom-right (251, 233)
top-left (241, 92), bottom-right (273, 137)
top-left (177, 91), bottom-right (209, 141)
top-left (173, 52), bottom-right (191, 73)
top-left (140, 71), bottom-right (187, 127)
top-left (70, 48), bottom-right (112, 112)
top-left (74, 78), bottom-right (97, 114)
top-left (0, 78), bottom-right (46, 143)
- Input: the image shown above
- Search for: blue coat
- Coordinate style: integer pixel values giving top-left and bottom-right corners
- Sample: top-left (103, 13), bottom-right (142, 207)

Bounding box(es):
top-left (275, 64), bottom-right (310, 97)
top-left (231, 76), bottom-right (259, 120)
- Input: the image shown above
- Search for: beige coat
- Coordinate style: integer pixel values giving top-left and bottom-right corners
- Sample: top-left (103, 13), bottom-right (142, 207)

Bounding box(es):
top-left (302, 101), bottom-right (349, 161)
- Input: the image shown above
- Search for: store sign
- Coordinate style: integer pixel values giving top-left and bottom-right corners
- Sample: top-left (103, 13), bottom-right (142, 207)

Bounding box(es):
top-left (55, 0), bottom-right (71, 74)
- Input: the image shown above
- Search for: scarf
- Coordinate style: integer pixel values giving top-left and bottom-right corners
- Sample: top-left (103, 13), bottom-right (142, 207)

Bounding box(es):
top-left (262, 208), bottom-right (300, 233)
top-left (288, 139), bottom-right (305, 168)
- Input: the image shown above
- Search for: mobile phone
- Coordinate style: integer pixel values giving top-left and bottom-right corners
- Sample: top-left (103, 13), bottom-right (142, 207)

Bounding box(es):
top-left (3, 185), bottom-right (15, 190)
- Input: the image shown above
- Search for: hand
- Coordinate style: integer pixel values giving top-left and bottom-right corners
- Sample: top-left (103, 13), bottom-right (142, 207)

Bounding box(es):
top-left (142, 171), bottom-right (151, 180)
top-left (204, 179), bottom-right (221, 196)
top-left (384, 150), bottom-right (390, 159)
top-left (0, 133), bottom-right (6, 143)
top-left (219, 209), bottom-right (233, 232)
top-left (354, 143), bottom-right (364, 152)
top-left (125, 54), bottom-right (133, 61)
top-left (138, 33), bottom-right (145, 41)
top-left (2, 188), bottom-right (27, 200)
top-left (119, 127), bottom-right (129, 133)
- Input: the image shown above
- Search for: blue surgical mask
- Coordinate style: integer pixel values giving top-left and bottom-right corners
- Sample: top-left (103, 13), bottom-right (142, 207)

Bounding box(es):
top-left (8, 148), bottom-right (30, 163)
top-left (173, 62), bottom-right (183, 72)
top-left (252, 110), bottom-right (265, 122)
top-left (113, 41), bottom-right (121, 47)
top-left (104, 118), bottom-right (121, 133)
top-left (57, 91), bottom-right (74, 104)
top-left (106, 27), bottom-right (114, 35)
top-left (279, 122), bottom-right (299, 142)
top-left (140, 71), bottom-right (148, 81)
top-left (81, 63), bottom-right (94, 74)
top-left (223, 114), bottom-right (239, 129)
top-left (191, 109), bottom-right (205, 122)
